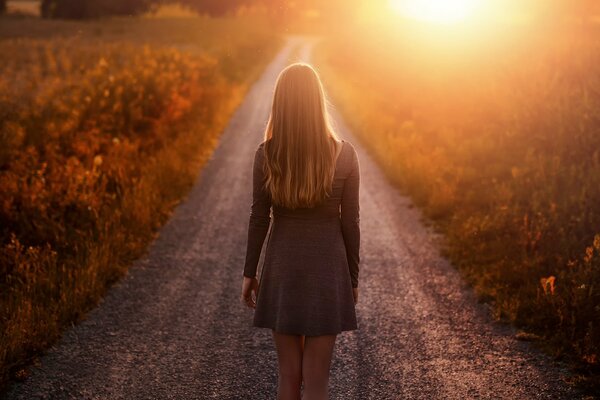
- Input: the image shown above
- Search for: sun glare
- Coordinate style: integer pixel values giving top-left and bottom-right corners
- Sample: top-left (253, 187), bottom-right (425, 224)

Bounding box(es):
top-left (390, 0), bottom-right (481, 24)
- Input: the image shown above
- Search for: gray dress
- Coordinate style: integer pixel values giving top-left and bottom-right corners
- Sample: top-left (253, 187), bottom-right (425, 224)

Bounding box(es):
top-left (243, 138), bottom-right (360, 336)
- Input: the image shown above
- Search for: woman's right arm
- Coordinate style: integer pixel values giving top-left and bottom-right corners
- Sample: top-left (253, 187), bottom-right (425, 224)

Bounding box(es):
top-left (340, 143), bottom-right (361, 289)
top-left (242, 143), bottom-right (272, 279)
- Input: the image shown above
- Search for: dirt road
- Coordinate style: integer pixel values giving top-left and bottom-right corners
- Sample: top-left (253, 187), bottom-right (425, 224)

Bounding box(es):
top-left (6, 36), bottom-right (580, 400)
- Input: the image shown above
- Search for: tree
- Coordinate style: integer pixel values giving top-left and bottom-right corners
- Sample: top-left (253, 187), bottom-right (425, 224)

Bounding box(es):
top-left (41, 0), bottom-right (155, 19)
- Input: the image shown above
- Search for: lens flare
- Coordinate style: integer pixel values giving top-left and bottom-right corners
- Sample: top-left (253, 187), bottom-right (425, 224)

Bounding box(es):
top-left (390, 0), bottom-right (481, 24)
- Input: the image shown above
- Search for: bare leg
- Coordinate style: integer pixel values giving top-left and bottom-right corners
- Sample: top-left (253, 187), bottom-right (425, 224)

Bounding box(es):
top-left (272, 330), bottom-right (304, 400)
top-left (301, 334), bottom-right (337, 400)
top-left (300, 335), bottom-right (306, 392)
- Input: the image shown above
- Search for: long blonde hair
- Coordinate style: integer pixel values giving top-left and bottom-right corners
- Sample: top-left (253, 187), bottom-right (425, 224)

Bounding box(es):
top-left (262, 62), bottom-right (341, 209)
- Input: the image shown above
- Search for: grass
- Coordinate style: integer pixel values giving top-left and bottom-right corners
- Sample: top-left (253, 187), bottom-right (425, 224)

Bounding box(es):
top-left (0, 13), bottom-right (281, 391)
top-left (314, 17), bottom-right (600, 395)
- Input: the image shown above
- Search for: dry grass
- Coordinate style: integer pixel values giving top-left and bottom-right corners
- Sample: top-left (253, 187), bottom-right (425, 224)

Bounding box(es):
top-left (315, 19), bottom-right (600, 394)
top-left (0, 15), bottom-right (280, 390)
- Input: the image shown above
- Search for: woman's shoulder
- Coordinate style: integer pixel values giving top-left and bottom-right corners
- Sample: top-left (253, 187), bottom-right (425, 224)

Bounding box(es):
top-left (257, 139), bottom-right (271, 151)
top-left (342, 139), bottom-right (356, 150)
top-left (256, 140), bottom-right (268, 155)
top-left (340, 139), bottom-right (358, 160)
top-left (253, 141), bottom-right (268, 166)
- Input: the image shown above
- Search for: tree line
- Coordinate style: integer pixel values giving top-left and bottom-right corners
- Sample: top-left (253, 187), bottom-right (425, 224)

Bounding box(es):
top-left (4, 0), bottom-right (317, 19)
top-left (0, 0), bottom-right (257, 18)
top-left (0, 0), bottom-right (355, 19)
top-left (39, 0), bottom-right (153, 19)
top-left (0, 0), bottom-right (595, 20)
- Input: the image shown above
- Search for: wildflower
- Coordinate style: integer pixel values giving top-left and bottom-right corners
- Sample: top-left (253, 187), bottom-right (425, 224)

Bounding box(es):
top-left (511, 167), bottom-right (520, 179)
top-left (582, 354), bottom-right (597, 365)
top-left (584, 246), bottom-right (594, 264)
top-left (93, 155), bottom-right (103, 167)
top-left (540, 275), bottom-right (556, 295)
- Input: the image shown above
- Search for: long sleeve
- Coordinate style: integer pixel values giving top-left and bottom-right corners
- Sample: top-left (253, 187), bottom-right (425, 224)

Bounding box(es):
top-left (340, 143), bottom-right (361, 288)
top-left (243, 143), bottom-right (272, 279)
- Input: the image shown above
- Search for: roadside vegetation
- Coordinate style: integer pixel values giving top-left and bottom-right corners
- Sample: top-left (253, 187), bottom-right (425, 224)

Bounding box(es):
top-left (315, 17), bottom-right (600, 393)
top-left (0, 11), bottom-right (280, 389)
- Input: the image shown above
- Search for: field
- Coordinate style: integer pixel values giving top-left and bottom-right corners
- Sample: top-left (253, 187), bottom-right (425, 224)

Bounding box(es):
top-left (0, 13), bottom-right (280, 388)
top-left (315, 17), bottom-right (600, 390)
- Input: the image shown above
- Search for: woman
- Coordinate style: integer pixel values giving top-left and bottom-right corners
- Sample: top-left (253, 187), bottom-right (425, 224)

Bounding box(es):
top-left (240, 62), bottom-right (361, 400)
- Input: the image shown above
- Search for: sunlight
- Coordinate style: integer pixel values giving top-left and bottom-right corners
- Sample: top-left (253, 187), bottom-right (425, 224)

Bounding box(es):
top-left (389, 0), bottom-right (481, 24)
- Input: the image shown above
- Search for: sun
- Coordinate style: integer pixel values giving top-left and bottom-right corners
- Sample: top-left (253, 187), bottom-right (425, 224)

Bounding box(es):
top-left (389, 0), bottom-right (481, 24)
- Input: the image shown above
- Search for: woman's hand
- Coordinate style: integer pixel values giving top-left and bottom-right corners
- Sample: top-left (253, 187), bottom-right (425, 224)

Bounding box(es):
top-left (352, 287), bottom-right (358, 305)
top-left (241, 276), bottom-right (260, 309)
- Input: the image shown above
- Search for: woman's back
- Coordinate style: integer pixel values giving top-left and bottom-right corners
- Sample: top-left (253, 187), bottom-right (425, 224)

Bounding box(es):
top-left (243, 138), bottom-right (360, 336)
top-left (270, 139), bottom-right (354, 219)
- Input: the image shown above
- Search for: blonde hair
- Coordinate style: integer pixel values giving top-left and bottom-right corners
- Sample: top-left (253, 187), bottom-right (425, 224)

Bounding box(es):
top-left (262, 62), bottom-right (341, 209)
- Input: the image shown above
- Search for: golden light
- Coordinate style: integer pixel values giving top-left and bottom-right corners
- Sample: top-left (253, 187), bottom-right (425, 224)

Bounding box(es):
top-left (389, 0), bottom-right (482, 24)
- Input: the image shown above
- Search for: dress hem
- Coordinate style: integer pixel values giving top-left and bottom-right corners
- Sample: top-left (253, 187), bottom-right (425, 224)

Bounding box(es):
top-left (252, 322), bottom-right (358, 336)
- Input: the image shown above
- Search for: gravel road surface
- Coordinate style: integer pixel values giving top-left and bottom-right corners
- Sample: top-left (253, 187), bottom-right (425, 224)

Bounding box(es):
top-left (6, 36), bottom-right (582, 400)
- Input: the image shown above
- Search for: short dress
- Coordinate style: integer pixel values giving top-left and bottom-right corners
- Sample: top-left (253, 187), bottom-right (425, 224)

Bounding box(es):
top-left (242, 138), bottom-right (360, 336)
